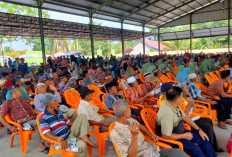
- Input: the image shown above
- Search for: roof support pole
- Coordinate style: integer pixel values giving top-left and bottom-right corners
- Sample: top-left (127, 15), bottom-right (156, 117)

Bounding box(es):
top-left (89, 14), bottom-right (95, 59)
top-left (1, 38), bottom-right (4, 62)
top-left (142, 24), bottom-right (145, 56)
top-left (228, 0), bottom-right (231, 52)
top-left (158, 27), bottom-right (161, 55)
top-left (121, 20), bottom-right (125, 57)
top-left (190, 13), bottom-right (192, 54)
top-left (38, 6), bottom-right (46, 65)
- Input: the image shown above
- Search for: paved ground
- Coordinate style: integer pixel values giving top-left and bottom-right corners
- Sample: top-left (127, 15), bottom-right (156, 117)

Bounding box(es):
top-left (0, 124), bottom-right (230, 157)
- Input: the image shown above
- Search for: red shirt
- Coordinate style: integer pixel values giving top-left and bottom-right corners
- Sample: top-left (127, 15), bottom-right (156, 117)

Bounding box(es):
top-left (0, 98), bottom-right (35, 124)
top-left (5, 80), bottom-right (12, 88)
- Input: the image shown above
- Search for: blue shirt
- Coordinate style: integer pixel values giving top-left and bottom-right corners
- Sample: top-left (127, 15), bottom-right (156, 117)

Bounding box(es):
top-left (39, 109), bottom-right (70, 139)
top-left (81, 78), bottom-right (92, 86)
top-left (104, 94), bottom-right (119, 109)
top-left (18, 63), bottom-right (28, 74)
top-left (227, 67), bottom-right (232, 80)
top-left (187, 82), bottom-right (209, 100)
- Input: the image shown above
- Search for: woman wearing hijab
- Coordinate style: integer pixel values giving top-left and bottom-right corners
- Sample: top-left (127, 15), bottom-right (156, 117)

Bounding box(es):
top-left (175, 67), bottom-right (190, 83)
top-left (70, 55), bottom-right (80, 79)
top-left (126, 67), bottom-right (133, 78)
top-left (176, 65), bottom-right (185, 75)
top-left (188, 62), bottom-right (197, 74)
top-left (158, 63), bottom-right (167, 74)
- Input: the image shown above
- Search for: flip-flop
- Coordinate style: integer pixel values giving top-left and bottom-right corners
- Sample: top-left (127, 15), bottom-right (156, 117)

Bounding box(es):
top-left (225, 121), bottom-right (232, 125)
top-left (217, 124), bottom-right (227, 129)
top-left (39, 147), bottom-right (49, 154)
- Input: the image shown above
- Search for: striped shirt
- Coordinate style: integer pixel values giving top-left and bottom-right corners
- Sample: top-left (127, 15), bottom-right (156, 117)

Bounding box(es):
top-left (39, 109), bottom-right (70, 139)
top-left (207, 79), bottom-right (232, 98)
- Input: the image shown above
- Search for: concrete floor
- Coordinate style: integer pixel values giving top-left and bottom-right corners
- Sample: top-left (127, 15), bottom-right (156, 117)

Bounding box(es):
top-left (0, 124), bottom-right (230, 157)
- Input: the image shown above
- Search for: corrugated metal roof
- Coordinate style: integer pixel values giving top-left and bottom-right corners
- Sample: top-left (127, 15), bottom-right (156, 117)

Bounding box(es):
top-left (0, 0), bottom-right (224, 28)
top-left (160, 26), bottom-right (232, 41)
top-left (0, 12), bottom-right (153, 40)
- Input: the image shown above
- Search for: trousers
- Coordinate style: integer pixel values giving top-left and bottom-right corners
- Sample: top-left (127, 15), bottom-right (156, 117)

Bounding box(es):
top-left (178, 131), bottom-right (216, 157)
top-left (66, 114), bottom-right (89, 157)
top-left (194, 118), bottom-right (220, 151)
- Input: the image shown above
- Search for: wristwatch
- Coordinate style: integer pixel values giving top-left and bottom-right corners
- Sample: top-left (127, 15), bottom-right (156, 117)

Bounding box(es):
top-left (196, 128), bottom-right (202, 132)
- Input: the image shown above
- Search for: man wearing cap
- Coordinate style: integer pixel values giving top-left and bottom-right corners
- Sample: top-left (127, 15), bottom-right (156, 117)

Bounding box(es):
top-left (38, 93), bottom-right (94, 157)
top-left (141, 72), bottom-right (160, 98)
top-left (78, 86), bottom-right (116, 133)
top-left (188, 73), bottom-right (231, 130)
top-left (126, 76), bottom-right (153, 109)
top-left (58, 75), bottom-right (72, 94)
top-left (35, 83), bottom-right (77, 121)
top-left (0, 86), bottom-right (48, 154)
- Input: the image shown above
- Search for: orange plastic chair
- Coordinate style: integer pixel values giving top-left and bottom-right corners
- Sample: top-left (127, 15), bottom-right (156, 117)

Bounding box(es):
top-left (64, 89), bottom-right (81, 109)
top-left (140, 109), bottom-right (184, 150)
top-left (124, 89), bottom-right (145, 109)
top-left (117, 79), bottom-right (122, 88)
top-left (138, 73), bottom-right (145, 82)
top-left (224, 64), bottom-right (229, 69)
top-left (88, 112), bottom-right (114, 157)
top-left (5, 114), bottom-right (35, 154)
top-left (215, 70), bottom-right (221, 78)
top-left (160, 74), bottom-right (179, 84)
top-left (36, 115), bottom-right (92, 157)
top-left (109, 122), bottom-right (172, 157)
top-left (87, 85), bottom-right (106, 109)
top-left (167, 73), bottom-right (176, 81)
top-left (35, 88), bottom-right (38, 95)
top-left (204, 75), bottom-right (214, 85)
top-left (209, 72), bottom-right (219, 80)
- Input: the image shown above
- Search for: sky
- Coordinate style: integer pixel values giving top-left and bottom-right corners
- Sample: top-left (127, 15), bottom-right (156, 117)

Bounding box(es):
top-left (1, 6), bottom-right (151, 51)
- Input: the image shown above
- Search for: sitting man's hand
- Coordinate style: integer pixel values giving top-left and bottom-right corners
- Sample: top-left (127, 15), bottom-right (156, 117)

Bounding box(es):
top-left (151, 135), bottom-right (158, 142)
top-left (184, 132), bottom-right (193, 141)
top-left (58, 137), bottom-right (69, 150)
top-left (130, 121), bottom-right (139, 137)
top-left (209, 101), bottom-right (217, 105)
top-left (100, 121), bottom-right (110, 127)
top-left (9, 126), bottom-right (18, 133)
top-left (199, 130), bottom-right (209, 141)
top-left (186, 100), bottom-right (195, 109)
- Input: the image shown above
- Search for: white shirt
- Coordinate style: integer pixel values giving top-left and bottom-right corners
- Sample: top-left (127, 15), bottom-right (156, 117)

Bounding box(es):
top-left (78, 100), bottom-right (104, 122)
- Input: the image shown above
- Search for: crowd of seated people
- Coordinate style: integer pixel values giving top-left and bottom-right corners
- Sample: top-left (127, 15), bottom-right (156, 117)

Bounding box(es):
top-left (0, 53), bottom-right (231, 156)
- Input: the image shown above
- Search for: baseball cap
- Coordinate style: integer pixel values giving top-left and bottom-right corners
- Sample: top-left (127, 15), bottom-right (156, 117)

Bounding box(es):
top-left (161, 83), bottom-right (173, 93)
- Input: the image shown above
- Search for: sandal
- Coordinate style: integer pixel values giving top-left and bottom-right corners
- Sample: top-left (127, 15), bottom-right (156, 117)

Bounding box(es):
top-left (225, 120), bottom-right (232, 125)
top-left (39, 147), bottom-right (49, 154)
top-left (217, 123), bottom-right (227, 129)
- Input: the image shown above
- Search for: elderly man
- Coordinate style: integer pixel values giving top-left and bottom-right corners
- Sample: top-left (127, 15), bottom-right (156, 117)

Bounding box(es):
top-left (0, 80), bottom-right (8, 106)
top-left (120, 70), bottom-right (129, 90)
top-left (78, 86), bottom-right (116, 133)
top-left (110, 99), bottom-right (187, 157)
top-left (35, 83), bottom-right (77, 121)
top-left (39, 93), bottom-right (94, 157)
top-left (188, 73), bottom-right (231, 129)
top-left (58, 75), bottom-right (72, 94)
top-left (156, 86), bottom-right (216, 157)
top-left (141, 72), bottom-right (160, 97)
top-left (0, 86), bottom-right (48, 154)
top-left (126, 76), bottom-right (153, 109)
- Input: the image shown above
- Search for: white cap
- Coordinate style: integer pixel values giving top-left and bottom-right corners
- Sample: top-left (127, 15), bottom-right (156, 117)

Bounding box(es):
top-left (127, 76), bottom-right (136, 83)
top-left (188, 73), bottom-right (197, 80)
top-left (37, 83), bottom-right (45, 87)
